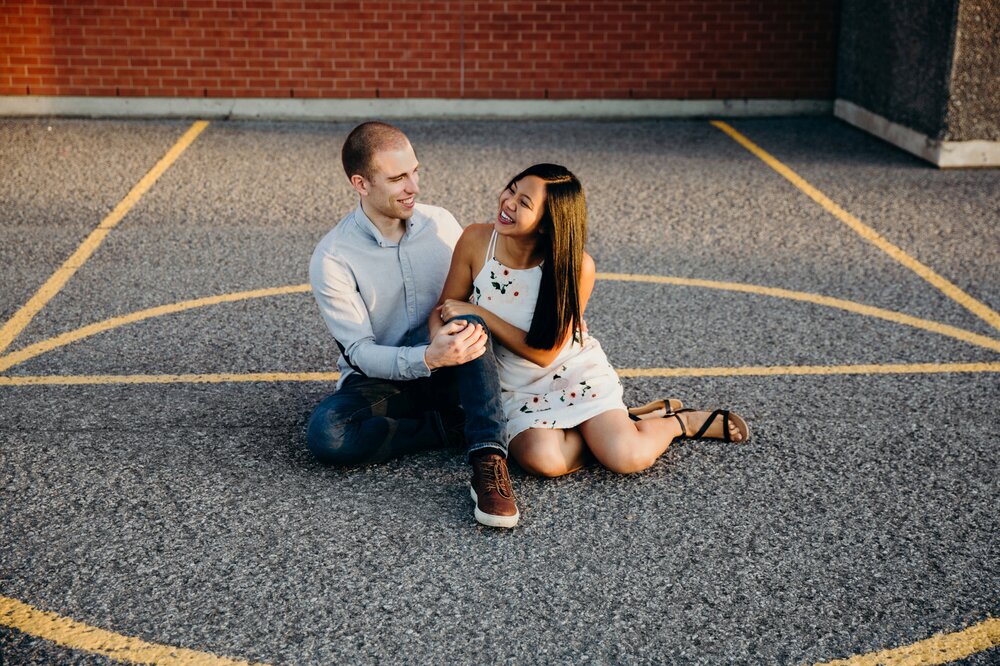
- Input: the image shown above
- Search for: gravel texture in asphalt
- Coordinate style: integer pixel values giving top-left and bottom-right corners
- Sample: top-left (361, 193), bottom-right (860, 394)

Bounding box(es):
top-left (1, 117), bottom-right (998, 665)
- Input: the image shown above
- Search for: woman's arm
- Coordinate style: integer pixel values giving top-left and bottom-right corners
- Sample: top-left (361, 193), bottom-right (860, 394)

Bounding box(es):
top-left (429, 224), bottom-right (487, 338)
top-left (441, 252), bottom-right (598, 368)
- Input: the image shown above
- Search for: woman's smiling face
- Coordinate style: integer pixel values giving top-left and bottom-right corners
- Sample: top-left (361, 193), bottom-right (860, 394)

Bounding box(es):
top-left (496, 175), bottom-right (547, 236)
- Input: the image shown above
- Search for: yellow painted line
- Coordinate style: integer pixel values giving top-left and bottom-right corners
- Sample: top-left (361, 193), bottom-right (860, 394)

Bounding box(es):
top-left (0, 594), bottom-right (269, 666)
top-left (0, 120), bottom-right (211, 356)
top-left (1, 278), bottom-right (998, 376)
top-left (711, 120), bottom-right (1000, 334)
top-left (0, 371), bottom-right (340, 386)
top-left (814, 616), bottom-right (1000, 666)
top-left (2, 363), bottom-right (998, 387)
top-left (1, 598), bottom-right (997, 666)
top-left (0, 284), bottom-right (311, 373)
top-left (597, 273), bottom-right (1000, 354)
top-left (617, 361), bottom-right (1000, 378)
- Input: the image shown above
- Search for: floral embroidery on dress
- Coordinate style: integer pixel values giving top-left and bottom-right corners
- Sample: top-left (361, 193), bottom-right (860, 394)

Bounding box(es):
top-left (559, 380), bottom-right (592, 405)
top-left (490, 269), bottom-right (515, 295)
top-left (519, 395), bottom-right (552, 413)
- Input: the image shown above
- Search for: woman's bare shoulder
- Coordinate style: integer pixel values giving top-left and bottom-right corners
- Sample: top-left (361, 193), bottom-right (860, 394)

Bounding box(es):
top-left (462, 222), bottom-right (495, 239)
top-left (457, 223), bottom-right (494, 253)
top-left (452, 224), bottom-right (493, 273)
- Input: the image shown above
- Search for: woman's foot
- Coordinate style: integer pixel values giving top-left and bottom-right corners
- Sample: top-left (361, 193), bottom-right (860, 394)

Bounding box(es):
top-left (672, 409), bottom-right (749, 443)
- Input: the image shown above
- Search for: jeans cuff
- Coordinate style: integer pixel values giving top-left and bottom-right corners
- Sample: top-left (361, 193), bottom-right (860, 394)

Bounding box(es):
top-left (467, 440), bottom-right (507, 462)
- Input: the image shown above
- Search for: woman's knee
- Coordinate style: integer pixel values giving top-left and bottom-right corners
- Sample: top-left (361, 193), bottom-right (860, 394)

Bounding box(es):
top-left (513, 442), bottom-right (573, 478)
top-left (600, 449), bottom-right (657, 475)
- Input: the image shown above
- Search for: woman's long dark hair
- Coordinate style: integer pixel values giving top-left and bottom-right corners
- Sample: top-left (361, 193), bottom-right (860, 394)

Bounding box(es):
top-left (507, 164), bottom-right (587, 350)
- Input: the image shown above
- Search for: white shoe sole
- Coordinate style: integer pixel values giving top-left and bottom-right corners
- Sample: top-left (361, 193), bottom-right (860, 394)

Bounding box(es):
top-left (469, 486), bottom-right (519, 528)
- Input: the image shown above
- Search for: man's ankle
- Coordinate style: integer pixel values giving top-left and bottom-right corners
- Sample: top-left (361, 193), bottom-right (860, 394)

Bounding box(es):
top-left (469, 446), bottom-right (506, 463)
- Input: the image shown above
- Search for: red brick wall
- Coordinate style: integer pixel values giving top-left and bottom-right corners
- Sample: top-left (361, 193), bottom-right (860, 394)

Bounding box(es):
top-left (0, 1), bottom-right (840, 99)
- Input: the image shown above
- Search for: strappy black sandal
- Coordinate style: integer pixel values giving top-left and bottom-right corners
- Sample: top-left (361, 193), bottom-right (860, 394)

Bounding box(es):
top-left (670, 408), bottom-right (750, 443)
top-left (628, 398), bottom-right (684, 421)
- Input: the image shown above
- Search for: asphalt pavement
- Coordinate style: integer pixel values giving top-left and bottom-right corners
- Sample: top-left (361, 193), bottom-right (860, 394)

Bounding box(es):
top-left (1, 116), bottom-right (998, 665)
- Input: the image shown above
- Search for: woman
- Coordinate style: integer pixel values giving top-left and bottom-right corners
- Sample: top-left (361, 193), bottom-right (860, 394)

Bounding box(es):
top-left (430, 164), bottom-right (748, 477)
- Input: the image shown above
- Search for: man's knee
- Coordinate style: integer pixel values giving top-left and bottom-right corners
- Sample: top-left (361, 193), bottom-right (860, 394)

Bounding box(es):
top-left (447, 313), bottom-right (490, 335)
top-left (306, 404), bottom-right (370, 466)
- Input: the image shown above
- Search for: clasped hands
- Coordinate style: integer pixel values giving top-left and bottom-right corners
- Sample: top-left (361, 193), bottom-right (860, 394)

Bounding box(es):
top-left (439, 298), bottom-right (481, 322)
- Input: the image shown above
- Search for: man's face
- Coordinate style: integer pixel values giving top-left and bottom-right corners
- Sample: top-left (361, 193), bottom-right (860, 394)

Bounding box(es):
top-left (359, 142), bottom-right (420, 224)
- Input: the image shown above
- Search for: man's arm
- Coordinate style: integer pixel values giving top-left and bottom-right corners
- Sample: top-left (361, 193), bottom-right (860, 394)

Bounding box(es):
top-left (310, 249), bottom-right (432, 380)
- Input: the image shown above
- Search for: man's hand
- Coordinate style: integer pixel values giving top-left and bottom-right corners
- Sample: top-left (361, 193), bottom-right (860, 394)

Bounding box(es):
top-left (424, 319), bottom-right (488, 370)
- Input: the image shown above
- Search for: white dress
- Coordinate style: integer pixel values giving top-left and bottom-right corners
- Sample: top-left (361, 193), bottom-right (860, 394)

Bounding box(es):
top-left (472, 230), bottom-right (626, 444)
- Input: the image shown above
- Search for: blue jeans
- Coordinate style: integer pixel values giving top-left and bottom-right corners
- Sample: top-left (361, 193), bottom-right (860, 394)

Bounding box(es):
top-left (306, 315), bottom-right (507, 466)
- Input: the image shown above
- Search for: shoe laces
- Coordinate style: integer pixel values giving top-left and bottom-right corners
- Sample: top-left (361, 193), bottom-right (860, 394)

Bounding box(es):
top-left (478, 457), bottom-right (514, 499)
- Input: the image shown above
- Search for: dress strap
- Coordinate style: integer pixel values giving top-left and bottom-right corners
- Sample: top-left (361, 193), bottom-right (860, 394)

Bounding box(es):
top-left (484, 229), bottom-right (499, 265)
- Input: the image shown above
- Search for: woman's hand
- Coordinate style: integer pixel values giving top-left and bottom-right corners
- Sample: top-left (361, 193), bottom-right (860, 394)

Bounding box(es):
top-left (440, 298), bottom-right (481, 322)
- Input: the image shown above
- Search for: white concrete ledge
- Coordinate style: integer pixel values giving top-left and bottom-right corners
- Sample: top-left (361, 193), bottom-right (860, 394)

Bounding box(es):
top-left (0, 96), bottom-right (831, 120)
top-left (835, 99), bottom-right (1000, 168)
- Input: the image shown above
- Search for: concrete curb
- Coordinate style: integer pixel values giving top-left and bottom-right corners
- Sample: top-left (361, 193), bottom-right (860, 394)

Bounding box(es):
top-left (0, 96), bottom-right (832, 120)
top-left (835, 99), bottom-right (1000, 168)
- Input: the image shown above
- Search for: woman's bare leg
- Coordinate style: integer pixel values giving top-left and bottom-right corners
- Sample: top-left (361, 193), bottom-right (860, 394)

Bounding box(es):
top-left (578, 408), bottom-right (745, 474)
top-left (577, 410), bottom-right (682, 474)
top-left (510, 409), bottom-right (745, 477)
top-left (509, 427), bottom-right (589, 478)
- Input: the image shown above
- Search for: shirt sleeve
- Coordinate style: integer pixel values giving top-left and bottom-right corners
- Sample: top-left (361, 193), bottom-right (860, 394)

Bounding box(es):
top-left (309, 248), bottom-right (431, 381)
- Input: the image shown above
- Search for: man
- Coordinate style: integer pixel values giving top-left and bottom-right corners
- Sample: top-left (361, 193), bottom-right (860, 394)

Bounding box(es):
top-left (307, 121), bottom-right (518, 528)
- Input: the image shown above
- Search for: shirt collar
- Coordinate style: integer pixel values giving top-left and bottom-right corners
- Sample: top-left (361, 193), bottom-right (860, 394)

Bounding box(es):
top-left (352, 202), bottom-right (421, 247)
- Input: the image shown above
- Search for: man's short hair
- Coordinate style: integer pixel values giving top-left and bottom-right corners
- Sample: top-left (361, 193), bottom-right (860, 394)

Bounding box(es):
top-left (341, 121), bottom-right (409, 181)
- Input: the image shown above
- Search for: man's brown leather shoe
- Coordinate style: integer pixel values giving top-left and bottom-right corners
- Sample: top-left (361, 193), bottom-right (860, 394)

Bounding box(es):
top-left (469, 451), bottom-right (519, 528)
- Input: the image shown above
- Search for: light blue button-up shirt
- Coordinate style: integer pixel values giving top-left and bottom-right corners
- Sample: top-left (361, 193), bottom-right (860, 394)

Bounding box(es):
top-left (309, 202), bottom-right (463, 387)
